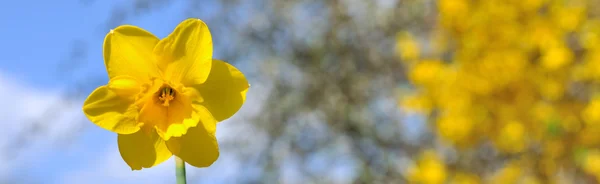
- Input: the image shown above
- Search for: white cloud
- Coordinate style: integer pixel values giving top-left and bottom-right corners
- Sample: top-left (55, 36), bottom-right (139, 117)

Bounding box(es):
top-left (61, 149), bottom-right (176, 184)
top-left (0, 71), bottom-right (84, 181)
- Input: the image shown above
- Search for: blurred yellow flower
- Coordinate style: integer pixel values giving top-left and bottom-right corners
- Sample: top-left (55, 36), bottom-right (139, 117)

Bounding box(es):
top-left (437, 114), bottom-right (474, 146)
top-left (496, 121), bottom-right (526, 153)
top-left (82, 18), bottom-right (249, 170)
top-left (408, 151), bottom-right (447, 184)
top-left (490, 161), bottom-right (522, 184)
top-left (398, 0), bottom-right (600, 181)
top-left (584, 150), bottom-right (600, 179)
top-left (580, 20), bottom-right (600, 50)
top-left (582, 98), bottom-right (600, 126)
top-left (520, 176), bottom-right (542, 184)
top-left (396, 31), bottom-right (420, 62)
top-left (400, 93), bottom-right (432, 115)
top-left (450, 172), bottom-right (480, 184)
top-left (408, 60), bottom-right (444, 87)
top-left (540, 45), bottom-right (573, 71)
top-left (551, 3), bottom-right (586, 32)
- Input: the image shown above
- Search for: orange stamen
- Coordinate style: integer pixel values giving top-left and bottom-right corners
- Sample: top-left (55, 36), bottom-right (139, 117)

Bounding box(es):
top-left (158, 87), bottom-right (175, 106)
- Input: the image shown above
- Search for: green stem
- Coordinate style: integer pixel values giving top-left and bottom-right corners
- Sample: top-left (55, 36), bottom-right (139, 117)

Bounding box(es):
top-left (175, 156), bottom-right (187, 184)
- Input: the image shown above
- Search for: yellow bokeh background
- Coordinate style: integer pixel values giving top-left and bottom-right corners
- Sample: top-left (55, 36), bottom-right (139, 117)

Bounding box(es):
top-left (398, 0), bottom-right (600, 182)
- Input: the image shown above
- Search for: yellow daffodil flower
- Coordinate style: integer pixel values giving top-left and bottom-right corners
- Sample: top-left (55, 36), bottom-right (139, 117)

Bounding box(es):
top-left (82, 18), bottom-right (249, 170)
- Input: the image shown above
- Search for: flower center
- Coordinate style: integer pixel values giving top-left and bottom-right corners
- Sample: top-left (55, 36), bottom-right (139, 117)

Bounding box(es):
top-left (158, 86), bottom-right (176, 106)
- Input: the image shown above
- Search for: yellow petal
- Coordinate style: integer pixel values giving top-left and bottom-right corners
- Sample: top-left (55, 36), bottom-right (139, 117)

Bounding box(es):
top-left (118, 130), bottom-right (172, 170)
top-left (104, 25), bottom-right (161, 82)
top-left (138, 94), bottom-right (168, 133)
top-left (82, 86), bottom-right (141, 134)
top-left (194, 59), bottom-right (249, 122)
top-left (154, 18), bottom-right (213, 86)
top-left (107, 76), bottom-right (141, 98)
top-left (166, 118), bottom-right (219, 168)
top-left (163, 92), bottom-right (194, 137)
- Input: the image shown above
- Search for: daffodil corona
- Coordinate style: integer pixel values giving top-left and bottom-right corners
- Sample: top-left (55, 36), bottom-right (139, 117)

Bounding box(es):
top-left (83, 18), bottom-right (249, 170)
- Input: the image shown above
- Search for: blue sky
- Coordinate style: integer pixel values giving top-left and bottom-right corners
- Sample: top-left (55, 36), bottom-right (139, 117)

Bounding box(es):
top-left (0, 0), bottom-right (192, 88)
top-left (0, 1), bottom-right (262, 183)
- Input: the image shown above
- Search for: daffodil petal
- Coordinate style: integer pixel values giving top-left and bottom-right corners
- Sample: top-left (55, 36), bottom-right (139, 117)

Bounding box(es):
top-left (118, 130), bottom-right (172, 170)
top-left (154, 96), bottom-right (215, 140)
top-left (194, 59), bottom-right (249, 122)
top-left (107, 75), bottom-right (141, 98)
top-left (138, 95), bottom-right (168, 133)
top-left (83, 86), bottom-right (141, 134)
top-left (154, 18), bottom-right (213, 86)
top-left (166, 118), bottom-right (219, 168)
top-left (104, 25), bottom-right (161, 81)
top-left (158, 90), bottom-right (196, 140)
